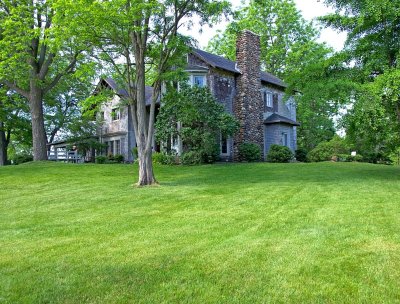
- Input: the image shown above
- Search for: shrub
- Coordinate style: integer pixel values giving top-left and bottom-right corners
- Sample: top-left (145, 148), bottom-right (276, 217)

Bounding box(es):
top-left (308, 136), bottom-right (348, 162)
top-left (152, 152), bottom-right (175, 165)
top-left (363, 152), bottom-right (393, 165)
top-left (267, 145), bottom-right (293, 163)
top-left (239, 142), bottom-right (261, 162)
top-left (95, 156), bottom-right (107, 164)
top-left (295, 148), bottom-right (308, 162)
top-left (114, 154), bottom-right (124, 163)
top-left (13, 153), bottom-right (33, 165)
top-left (180, 151), bottom-right (202, 165)
top-left (132, 147), bottom-right (138, 159)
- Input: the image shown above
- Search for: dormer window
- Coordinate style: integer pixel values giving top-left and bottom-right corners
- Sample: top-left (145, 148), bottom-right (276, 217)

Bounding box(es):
top-left (263, 91), bottom-right (273, 110)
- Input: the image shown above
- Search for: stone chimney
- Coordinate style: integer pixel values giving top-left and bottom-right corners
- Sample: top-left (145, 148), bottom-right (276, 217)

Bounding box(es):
top-left (233, 30), bottom-right (264, 161)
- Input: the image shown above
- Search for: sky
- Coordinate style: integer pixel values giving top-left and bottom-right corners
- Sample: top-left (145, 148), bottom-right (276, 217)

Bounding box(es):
top-left (182, 0), bottom-right (347, 51)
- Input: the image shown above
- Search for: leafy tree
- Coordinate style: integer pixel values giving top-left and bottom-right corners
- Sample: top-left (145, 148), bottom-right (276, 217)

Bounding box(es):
top-left (321, 0), bottom-right (400, 154)
top-left (155, 83), bottom-right (239, 163)
top-left (0, 1), bottom-right (92, 161)
top-left (0, 86), bottom-right (31, 166)
top-left (64, 0), bottom-right (230, 185)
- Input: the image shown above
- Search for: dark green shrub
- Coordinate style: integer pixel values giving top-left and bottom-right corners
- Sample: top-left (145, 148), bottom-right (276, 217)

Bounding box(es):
top-left (308, 136), bottom-right (348, 162)
top-left (295, 148), bottom-right (308, 162)
top-left (95, 155), bottom-right (107, 164)
top-left (363, 152), bottom-right (393, 165)
top-left (180, 151), bottom-right (202, 165)
top-left (114, 154), bottom-right (124, 163)
top-left (239, 142), bottom-right (261, 162)
top-left (13, 153), bottom-right (33, 165)
top-left (267, 145), bottom-right (293, 163)
top-left (152, 152), bottom-right (175, 165)
top-left (354, 154), bottom-right (363, 162)
top-left (132, 147), bottom-right (138, 159)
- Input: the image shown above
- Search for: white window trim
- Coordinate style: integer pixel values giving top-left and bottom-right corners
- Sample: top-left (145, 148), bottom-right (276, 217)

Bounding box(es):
top-left (220, 133), bottom-right (230, 156)
top-left (189, 74), bottom-right (207, 87)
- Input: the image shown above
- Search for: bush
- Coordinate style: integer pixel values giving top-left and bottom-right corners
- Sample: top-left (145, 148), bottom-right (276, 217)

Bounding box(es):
top-left (132, 147), bottom-right (138, 159)
top-left (152, 152), bottom-right (175, 165)
top-left (180, 151), bottom-right (202, 165)
top-left (13, 153), bottom-right (33, 165)
top-left (267, 145), bottom-right (293, 163)
top-left (295, 148), bottom-right (308, 162)
top-left (239, 142), bottom-right (261, 162)
top-left (95, 156), bottom-right (107, 164)
top-left (363, 152), bottom-right (393, 165)
top-left (308, 136), bottom-right (348, 162)
top-left (114, 154), bottom-right (124, 163)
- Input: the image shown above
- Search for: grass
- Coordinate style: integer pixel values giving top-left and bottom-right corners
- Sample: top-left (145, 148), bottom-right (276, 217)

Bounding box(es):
top-left (1, 161), bottom-right (400, 303)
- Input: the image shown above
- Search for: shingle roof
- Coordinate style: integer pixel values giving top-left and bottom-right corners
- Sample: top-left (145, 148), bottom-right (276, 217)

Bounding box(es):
top-left (191, 49), bottom-right (287, 88)
top-left (103, 78), bottom-right (155, 106)
top-left (264, 113), bottom-right (300, 126)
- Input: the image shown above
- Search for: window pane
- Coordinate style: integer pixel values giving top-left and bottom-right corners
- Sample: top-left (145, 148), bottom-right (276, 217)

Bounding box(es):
top-left (194, 76), bottom-right (205, 87)
top-left (221, 134), bottom-right (228, 154)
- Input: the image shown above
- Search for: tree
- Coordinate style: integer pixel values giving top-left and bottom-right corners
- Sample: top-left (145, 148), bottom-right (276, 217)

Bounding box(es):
top-left (64, 0), bottom-right (230, 185)
top-left (320, 0), bottom-right (400, 153)
top-left (155, 83), bottom-right (239, 163)
top-left (0, 1), bottom-right (91, 161)
top-left (0, 86), bottom-right (31, 166)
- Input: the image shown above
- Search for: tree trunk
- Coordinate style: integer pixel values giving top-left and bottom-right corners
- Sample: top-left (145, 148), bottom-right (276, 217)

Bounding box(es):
top-left (0, 121), bottom-right (8, 166)
top-left (135, 46), bottom-right (157, 186)
top-left (29, 87), bottom-right (48, 161)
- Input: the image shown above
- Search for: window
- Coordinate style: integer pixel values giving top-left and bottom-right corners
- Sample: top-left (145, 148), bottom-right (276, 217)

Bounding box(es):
top-left (111, 108), bottom-right (120, 121)
top-left (263, 91), bottom-right (273, 110)
top-left (192, 75), bottom-right (206, 87)
top-left (281, 132), bottom-right (288, 147)
top-left (108, 141), bottom-right (114, 155)
top-left (221, 134), bottom-right (229, 154)
top-left (115, 140), bottom-right (121, 155)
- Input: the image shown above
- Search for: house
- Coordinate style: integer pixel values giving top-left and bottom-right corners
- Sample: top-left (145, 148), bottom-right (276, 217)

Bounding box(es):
top-left (97, 30), bottom-right (299, 162)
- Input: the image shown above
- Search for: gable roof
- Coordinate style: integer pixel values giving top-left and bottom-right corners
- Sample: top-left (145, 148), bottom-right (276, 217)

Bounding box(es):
top-left (101, 78), bottom-right (155, 106)
top-left (264, 113), bottom-right (300, 126)
top-left (191, 49), bottom-right (287, 89)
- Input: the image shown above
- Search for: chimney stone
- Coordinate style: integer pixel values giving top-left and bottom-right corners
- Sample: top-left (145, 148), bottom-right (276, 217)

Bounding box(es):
top-left (233, 30), bottom-right (264, 161)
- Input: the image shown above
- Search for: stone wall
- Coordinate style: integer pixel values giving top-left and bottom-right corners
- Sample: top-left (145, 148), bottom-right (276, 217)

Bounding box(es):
top-left (233, 30), bottom-right (264, 160)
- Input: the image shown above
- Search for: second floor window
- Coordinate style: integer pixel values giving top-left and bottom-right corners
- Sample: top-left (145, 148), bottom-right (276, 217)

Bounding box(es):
top-left (111, 108), bottom-right (120, 121)
top-left (192, 75), bottom-right (206, 87)
top-left (263, 91), bottom-right (273, 110)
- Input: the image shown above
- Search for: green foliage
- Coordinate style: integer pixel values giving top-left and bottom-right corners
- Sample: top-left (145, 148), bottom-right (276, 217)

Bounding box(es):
top-left (155, 84), bottom-right (239, 164)
top-left (308, 136), bottom-right (349, 162)
top-left (12, 152), bottom-right (33, 165)
top-left (180, 151), bottom-right (203, 165)
top-left (114, 154), bottom-right (124, 163)
top-left (132, 147), bottom-right (138, 160)
top-left (320, 0), bottom-right (400, 156)
top-left (152, 152), bottom-right (175, 165)
top-left (238, 142), bottom-right (261, 162)
top-left (95, 156), bottom-right (107, 164)
top-left (267, 145), bottom-right (294, 163)
top-left (295, 148), bottom-right (308, 162)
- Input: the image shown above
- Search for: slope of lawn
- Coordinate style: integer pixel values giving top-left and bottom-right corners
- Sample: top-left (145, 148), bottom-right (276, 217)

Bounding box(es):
top-left (1, 161), bottom-right (400, 303)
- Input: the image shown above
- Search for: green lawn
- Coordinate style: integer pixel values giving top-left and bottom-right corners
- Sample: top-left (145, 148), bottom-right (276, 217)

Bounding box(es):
top-left (1, 162), bottom-right (400, 303)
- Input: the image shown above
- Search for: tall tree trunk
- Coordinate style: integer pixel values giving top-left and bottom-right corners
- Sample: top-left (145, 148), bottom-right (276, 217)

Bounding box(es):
top-left (29, 87), bottom-right (48, 161)
top-left (0, 121), bottom-right (7, 166)
top-left (135, 47), bottom-right (156, 186)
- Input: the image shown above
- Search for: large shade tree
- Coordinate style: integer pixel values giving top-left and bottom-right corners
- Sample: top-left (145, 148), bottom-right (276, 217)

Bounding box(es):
top-left (0, 1), bottom-right (91, 161)
top-left (66, 0), bottom-right (230, 185)
top-left (321, 0), bottom-right (400, 153)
